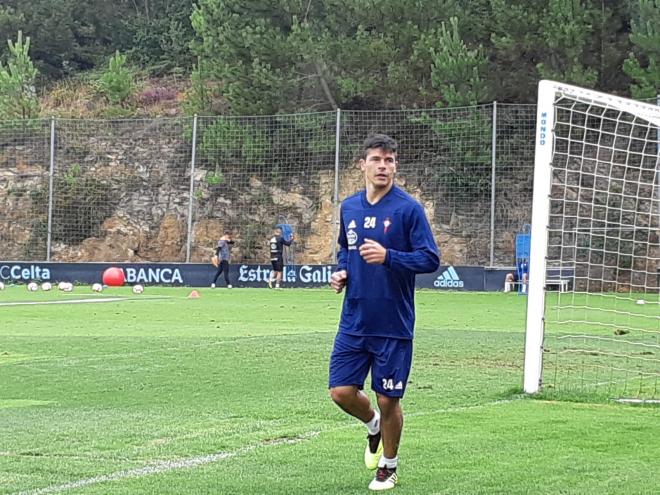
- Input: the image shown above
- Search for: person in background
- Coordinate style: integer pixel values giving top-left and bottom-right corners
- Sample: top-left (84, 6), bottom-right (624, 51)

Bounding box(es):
top-left (268, 226), bottom-right (294, 289)
top-left (211, 230), bottom-right (234, 288)
top-left (504, 259), bottom-right (529, 293)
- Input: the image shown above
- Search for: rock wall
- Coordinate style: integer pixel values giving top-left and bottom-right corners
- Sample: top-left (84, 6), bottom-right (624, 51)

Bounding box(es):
top-left (0, 126), bottom-right (512, 266)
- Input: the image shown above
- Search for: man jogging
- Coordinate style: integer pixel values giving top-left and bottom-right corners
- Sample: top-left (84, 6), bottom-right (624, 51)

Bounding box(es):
top-left (329, 134), bottom-right (440, 491)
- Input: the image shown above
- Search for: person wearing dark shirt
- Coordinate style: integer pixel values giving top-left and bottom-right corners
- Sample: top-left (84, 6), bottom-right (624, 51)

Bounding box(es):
top-left (267, 227), bottom-right (293, 289)
top-left (329, 134), bottom-right (440, 491)
top-left (211, 230), bottom-right (234, 288)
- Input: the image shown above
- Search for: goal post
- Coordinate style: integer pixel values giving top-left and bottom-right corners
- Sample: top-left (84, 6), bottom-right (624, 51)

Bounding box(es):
top-left (524, 80), bottom-right (660, 398)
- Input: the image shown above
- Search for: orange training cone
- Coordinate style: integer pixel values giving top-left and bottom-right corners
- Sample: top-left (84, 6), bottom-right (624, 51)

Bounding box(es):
top-left (187, 290), bottom-right (200, 299)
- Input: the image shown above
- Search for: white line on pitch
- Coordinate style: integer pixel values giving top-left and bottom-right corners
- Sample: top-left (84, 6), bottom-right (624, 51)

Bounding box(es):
top-left (0, 296), bottom-right (170, 307)
top-left (11, 433), bottom-right (319, 495)
top-left (10, 399), bottom-right (514, 495)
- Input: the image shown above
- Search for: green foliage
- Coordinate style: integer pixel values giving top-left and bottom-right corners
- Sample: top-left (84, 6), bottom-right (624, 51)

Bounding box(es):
top-left (205, 170), bottom-right (224, 186)
top-left (183, 60), bottom-right (214, 116)
top-left (0, 7), bottom-right (24, 61)
top-left (535, 0), bottom-right (598, 86)
top-left (411, 109), bottom-right (492, 201)
top-left (0, 0), bottom-right (132, 78)
top-left (487, 0), bottom-right (615, 99)
top-left (98, 51), bottom-right (134, 105)
top-left (0, 1), bottom-right (195, 79)
top-left (623, 0), bottom-right (660, 99)
top-left (126, 0), bottom-right (196, 75)
top-left (191, 0), bottom-right (472, 113)
top-left (28, 164), bottom-right (116, 244)
top-left (427, 17), bottom-right (489, 106)
top-left (0, 0), bottom-right (653, 111)
top-left (199, 119), bottom-right (269, 166)
top-left (0, 31), bottom-right (39, 120)
top-left (101, 105), bottom-right (137, 119)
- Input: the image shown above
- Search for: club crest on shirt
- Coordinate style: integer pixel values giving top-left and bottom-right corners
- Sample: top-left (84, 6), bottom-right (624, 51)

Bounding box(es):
top-left (383, 217), bottom-right (392, 234)
top-left (347, 229), bottom-right (358, 249)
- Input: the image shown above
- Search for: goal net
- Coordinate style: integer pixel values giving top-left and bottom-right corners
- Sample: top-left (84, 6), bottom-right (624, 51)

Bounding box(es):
top-left (524, 81), bottom-right (660, 402)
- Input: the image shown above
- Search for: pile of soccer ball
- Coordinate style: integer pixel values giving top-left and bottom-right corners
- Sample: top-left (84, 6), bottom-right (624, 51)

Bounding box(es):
top-left (58, 281), bottom-right (74, 292)
top-left (15, 281), bottom-right (146, 293)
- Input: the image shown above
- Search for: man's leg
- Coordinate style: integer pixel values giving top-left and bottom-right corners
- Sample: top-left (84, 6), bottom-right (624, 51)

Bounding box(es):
top-left (329, 386), bottom-right (376, 423)
top-left (367, 337), bottom-right (411, 490)
top-left (376, 394), bottom-right (402, 460)
top-left (268, 265), bottom-right (275, 288)
top-left (364, 394), bottom-right (401, 490)
top-left (504, 273), bottom-right (514, 292)
top-left (222, 261), bottom-right (231, 287)
top-left (211, 265), bottom-right (223, 287)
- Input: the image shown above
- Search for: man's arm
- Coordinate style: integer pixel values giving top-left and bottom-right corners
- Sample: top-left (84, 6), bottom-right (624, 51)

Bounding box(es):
top-left (384, 203), bottom-right (440, 273)
top-left (332, 208), bottom-right (349, 293)
top-left (335, 209), bottom-right (348, 272)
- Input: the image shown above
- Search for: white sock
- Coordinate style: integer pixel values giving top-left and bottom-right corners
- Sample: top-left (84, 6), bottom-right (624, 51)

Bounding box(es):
top-left (504, 282), bottom-right (511, 292)
top-left (365, 410), bottom-right (380, 435)
top-left (378, 455), bottom-right (398, 469)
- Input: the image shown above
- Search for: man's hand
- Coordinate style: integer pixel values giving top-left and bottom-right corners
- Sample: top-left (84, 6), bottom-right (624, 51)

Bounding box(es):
top-left (330, 270), bottom-right (348, 293)
top-left (359, 238), bottom-right (387, 264)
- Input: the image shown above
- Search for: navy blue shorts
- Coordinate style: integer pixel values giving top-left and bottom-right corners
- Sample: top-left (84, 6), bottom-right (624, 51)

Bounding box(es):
top-left (271, 258), bottom-right (283, 272)
top-left (328, 333), bottom-right (413, 398)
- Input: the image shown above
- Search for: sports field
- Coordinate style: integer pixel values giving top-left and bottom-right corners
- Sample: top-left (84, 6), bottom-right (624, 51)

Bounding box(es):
top-left (1, 287), bottom-right (658, 494)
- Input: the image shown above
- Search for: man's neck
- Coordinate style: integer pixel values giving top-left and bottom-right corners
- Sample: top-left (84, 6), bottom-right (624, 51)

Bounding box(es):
top-left (365, 183), bottom-right (393, 205)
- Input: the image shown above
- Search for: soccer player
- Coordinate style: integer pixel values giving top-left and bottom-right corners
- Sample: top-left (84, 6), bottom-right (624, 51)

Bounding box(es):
top-left (329, 134), bottom-right (440, 491)
top-left (267, 227), bottom-right (293, 289)
top-left (211, 230), bottom-right (234, 288)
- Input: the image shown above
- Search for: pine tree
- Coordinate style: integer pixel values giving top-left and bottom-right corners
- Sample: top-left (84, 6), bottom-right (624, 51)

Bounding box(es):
top-left (0, 31), bottom-right (39, 120)
top-left (623, 0), bottom-right (659, 99)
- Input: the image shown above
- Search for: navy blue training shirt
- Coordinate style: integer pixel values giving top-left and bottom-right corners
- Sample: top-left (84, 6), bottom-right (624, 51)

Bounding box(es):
top-left (336, 185), bottom-right (440, 340)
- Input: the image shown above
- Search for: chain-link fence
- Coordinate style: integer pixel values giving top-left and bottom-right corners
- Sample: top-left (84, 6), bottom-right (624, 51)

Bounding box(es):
top-left (0, 104), bottom-right (539, 266)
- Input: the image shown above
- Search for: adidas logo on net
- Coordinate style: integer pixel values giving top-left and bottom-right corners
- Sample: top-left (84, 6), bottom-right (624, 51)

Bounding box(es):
top-left (434, 266), bottom-right (464, 288)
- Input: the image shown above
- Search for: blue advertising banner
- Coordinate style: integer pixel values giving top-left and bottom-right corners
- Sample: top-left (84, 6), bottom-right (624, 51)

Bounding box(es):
top-left (0, 262), bottom-right (512, 291)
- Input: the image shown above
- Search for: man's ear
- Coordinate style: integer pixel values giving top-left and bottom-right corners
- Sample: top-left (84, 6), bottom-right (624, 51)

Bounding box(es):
top-left (359, 159), bottom-right (366, 171)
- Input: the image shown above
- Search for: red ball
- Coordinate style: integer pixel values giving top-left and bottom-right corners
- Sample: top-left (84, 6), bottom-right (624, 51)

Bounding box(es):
top-left (102, 267), bottom-right (126, 287)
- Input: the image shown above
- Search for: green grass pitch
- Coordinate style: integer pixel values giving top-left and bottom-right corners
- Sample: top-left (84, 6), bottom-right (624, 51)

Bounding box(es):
top-left (0, 286), bottom-right (658, 494)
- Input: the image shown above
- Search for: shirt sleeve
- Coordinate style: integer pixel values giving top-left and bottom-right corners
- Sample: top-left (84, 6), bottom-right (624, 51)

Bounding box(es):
top-left (384, 203), bottom-right (440, 274)
top-left (336, 207), bottom-right (348, 271)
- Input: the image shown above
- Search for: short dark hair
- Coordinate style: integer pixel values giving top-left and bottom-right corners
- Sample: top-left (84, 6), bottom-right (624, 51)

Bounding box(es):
top-left (224, 230), bottom-right (231, 235)
top-left (360, 134), bottom-right (398, 160)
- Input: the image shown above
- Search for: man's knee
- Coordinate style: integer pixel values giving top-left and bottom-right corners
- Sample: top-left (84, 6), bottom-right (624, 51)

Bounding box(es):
top-left (376, 393), bottom-right (400, 415)
top-left (329, 386), bottom-right (356, 406)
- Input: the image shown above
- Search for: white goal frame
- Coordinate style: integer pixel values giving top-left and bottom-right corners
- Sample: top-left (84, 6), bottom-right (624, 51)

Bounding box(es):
top-left (523, 80), bottom-right (660, 394)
